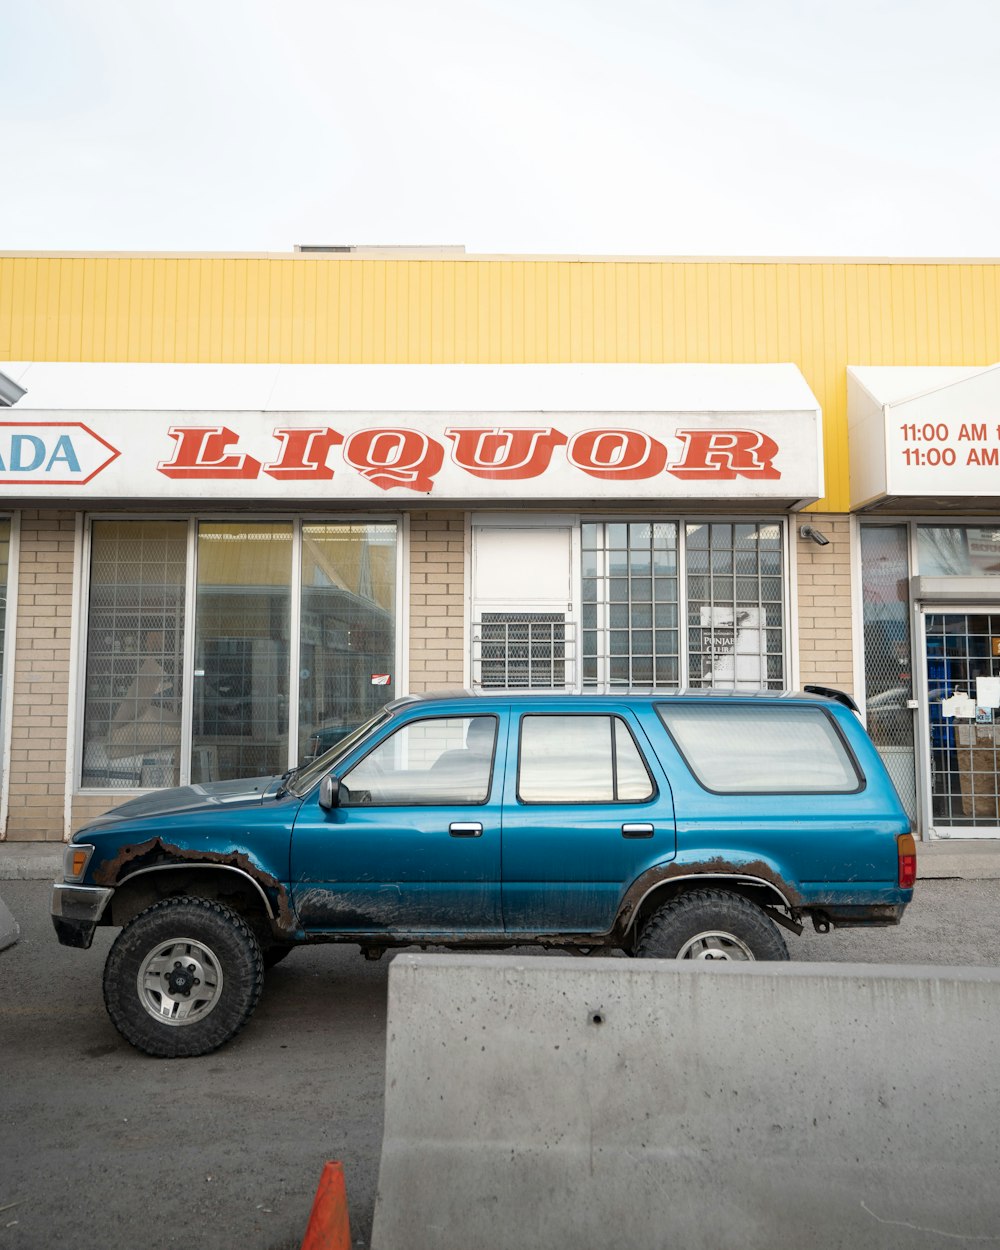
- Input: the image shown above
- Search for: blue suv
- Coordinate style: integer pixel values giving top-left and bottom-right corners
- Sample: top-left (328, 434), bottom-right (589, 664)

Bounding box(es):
top-left (52, 689), bottom-right (915, 1056)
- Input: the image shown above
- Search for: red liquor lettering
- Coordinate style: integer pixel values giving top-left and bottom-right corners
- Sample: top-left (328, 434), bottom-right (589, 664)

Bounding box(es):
top-left (668, 429), bottom-right (780, 480)
top-left (158, 426), bottom-right (262, 479)
top-left (445, 427), bottom-right (567, 479)
top-left (263, 428), bottom-right (343, 480)
top-left (567, 429), bottom-right (668, 480)
top-left (343, 428), bottom-right (444, 492)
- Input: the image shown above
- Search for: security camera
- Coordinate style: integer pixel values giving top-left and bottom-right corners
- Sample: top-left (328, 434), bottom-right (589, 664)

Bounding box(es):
top-left (799, 525), bottom-right (831, 547)
top-left (0, 370), bottom-right (26, 407)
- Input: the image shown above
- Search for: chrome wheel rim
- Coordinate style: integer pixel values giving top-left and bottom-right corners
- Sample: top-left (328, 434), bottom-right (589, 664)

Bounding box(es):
top-left (137, 937), bottom-right (224, 1026)
top-left (677, 930), bottom-right (755, 961)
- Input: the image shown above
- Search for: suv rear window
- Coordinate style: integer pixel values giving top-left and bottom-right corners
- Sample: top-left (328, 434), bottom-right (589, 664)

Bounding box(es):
top-left (656, 703), bottom-right (862, 794)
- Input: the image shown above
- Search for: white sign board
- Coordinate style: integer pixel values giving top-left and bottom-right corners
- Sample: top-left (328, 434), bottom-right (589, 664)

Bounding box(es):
top-left (0, 410), bottom-right (822, 502)
top-left (849, 364), bottom-right (1000, 506)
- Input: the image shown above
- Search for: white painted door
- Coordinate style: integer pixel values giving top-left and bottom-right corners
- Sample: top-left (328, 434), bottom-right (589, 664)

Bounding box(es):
top-left (470, 522), bottom-right (577, 689)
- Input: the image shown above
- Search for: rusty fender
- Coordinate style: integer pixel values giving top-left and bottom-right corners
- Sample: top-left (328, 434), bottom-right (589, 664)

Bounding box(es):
top-left (91, 837), bottom-right (297, 933)
top-left (612, 856), bottom-right (805, 938)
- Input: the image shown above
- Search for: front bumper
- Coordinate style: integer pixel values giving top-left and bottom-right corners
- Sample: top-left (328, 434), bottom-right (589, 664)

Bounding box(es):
top-left (51, 882), bottom-right (114, 949)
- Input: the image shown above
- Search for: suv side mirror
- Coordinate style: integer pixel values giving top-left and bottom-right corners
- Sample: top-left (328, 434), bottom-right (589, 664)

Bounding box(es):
top-left (318, 775), bottom-right (341, 811)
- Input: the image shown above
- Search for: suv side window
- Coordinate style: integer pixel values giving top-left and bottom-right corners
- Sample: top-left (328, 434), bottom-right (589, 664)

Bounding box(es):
top-left (341, 715), bottom-right (497, 805)
top-left (656, 703), bottom-right (862, 794)
top-left (517, 714), bottom-right (654, 803)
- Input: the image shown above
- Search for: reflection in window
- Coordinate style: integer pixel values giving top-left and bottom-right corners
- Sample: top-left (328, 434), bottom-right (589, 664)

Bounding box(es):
top-left (860, 525), bottom-right (916, 819)
top-left (81, 518), bottom-right (400, 791)
top-left (193, 523), bottom-right (291, 783)
top-left (299, 523), bottom-right (397, 762)
top-left (517, 715), bottom-right (654, 803)
top-left (342, 716), bottom-right (495, 805)
top-left (686, 522), bottom-right (784, 689)
top-left (657, 704), bottom-right (859, 793)
top-left (82, 521), bottom-right (186, 789)
top-left (917, 526), bottom-right (1000, 577)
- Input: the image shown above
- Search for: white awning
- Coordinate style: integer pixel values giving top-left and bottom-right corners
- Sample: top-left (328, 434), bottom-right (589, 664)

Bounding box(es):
top-left (849, 363), bottom-right (1000, 511)
top-left (0, 362), bottom-right (823, 506)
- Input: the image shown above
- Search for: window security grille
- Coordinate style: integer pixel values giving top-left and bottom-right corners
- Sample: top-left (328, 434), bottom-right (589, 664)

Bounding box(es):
top-left (925, 611), bottom-right (1000, 829)
top-left (582, 522), bottom-right (679, 688)
top-left (685, 522), bottom-right (784, 690)
top-left (82, 521), bottom-right (188, 789)
top-left (473, 612), bottom-right (572, 689)
top-left (582, 520), bottom-right (784, 692)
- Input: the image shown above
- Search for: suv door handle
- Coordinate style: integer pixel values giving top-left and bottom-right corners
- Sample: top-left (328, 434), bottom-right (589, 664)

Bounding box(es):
top-left (621, 823), bottom-right (654, 838)
top-left (449, 822), bottom-right (483, 837)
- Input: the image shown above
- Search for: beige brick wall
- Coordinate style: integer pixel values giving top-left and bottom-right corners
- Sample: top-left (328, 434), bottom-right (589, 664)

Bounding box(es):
top-left (407, 511), bottom-right (467, 692)
top-left (5, 511), bottom-right (76, 841)
top-left (795, 514), bottom-right (855, 694)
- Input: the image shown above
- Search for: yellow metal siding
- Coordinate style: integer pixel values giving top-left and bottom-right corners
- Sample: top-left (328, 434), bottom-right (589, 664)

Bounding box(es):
top-left (3, 255), bottom-right (1000, 511)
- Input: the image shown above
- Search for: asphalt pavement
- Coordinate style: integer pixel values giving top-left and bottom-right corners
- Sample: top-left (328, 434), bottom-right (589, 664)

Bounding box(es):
top-left (2, 875), bottom-right (1000, 1250)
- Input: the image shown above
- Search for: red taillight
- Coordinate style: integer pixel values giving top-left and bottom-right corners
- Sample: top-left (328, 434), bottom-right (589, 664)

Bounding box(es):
top-left (897, 832), bottom-right (917, 889)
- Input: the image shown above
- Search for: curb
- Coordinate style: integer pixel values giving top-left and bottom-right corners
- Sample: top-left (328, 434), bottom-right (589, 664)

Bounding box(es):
top-left (916, 842), bottom-right (1000, 881)
top-left (0, 843), bottom-right (62, 881)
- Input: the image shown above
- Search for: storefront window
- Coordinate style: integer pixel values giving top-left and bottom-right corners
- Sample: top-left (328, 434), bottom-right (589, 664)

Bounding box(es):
top-left (581, 520), bottom-right (784, 690)
top-left (82, 521), bottom-right (187, 788)
top-left (582, 522), bottom-right (679, 687)
top-left (917, 526), bottom-right (1000, 576)
top-left (0, 519), bottom-right (11, 757)
top-left (859, 524), bottom-right (916, 818)
top-left (298, 522), bottom-right (397, 762)
top-left (81, 518), bottom-right (399, 789)
top-left (193, 523), bottom-right (292, 783)
top-left (0, 517), bottom-right (9, 700)
top-left (685, 522), bottom-right (784, 689)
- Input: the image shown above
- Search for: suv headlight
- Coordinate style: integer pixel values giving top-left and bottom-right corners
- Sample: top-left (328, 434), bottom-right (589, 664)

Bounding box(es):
top-left (63, 844), bottom-right (95, 883)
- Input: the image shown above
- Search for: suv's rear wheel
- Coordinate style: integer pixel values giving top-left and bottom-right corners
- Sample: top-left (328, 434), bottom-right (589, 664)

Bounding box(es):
top-left (635, 889), bottom-right (789, 961)
top-left (103, 895), bottom-right (264, 1057)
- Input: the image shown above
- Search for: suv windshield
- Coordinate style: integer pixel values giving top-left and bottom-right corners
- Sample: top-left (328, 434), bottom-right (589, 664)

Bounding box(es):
top-left (286, 709), bottom-right (393, 796)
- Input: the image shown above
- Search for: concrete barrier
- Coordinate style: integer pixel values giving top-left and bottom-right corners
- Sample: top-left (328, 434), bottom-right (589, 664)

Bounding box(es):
top-left (0, 891), bottom-right (19, 951)
top-left (372, 954), bottom-right (1000, 1250)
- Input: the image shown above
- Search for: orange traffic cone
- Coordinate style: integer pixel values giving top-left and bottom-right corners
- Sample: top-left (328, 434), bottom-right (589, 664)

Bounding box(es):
top-left (300, 1160), bottom-right (352, 1250)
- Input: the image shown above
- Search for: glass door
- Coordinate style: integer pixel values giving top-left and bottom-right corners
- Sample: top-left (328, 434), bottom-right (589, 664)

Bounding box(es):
top-left (922, 608), bottom-right (1000, 838)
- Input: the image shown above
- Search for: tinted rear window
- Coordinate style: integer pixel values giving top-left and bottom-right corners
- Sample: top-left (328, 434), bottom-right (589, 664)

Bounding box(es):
top-left (655, 704), bottom-right (862, 794)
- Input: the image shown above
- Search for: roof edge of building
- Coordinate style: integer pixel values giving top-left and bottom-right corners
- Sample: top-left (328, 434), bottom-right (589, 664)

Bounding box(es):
top-left (2, 250), bottom-right (1000, 265)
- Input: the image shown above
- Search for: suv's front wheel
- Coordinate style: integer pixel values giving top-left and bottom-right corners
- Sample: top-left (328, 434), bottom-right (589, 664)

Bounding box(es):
top-left (103, 895), bottom-right (264, 1057)
top-left (635, 889), bottom-right (789, 961)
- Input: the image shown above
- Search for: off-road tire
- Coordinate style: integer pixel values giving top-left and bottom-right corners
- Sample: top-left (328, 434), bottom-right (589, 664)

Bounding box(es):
top-left (103, 895), bottom-right (264, 1057)
top-left (635, 888), bottom-right (789, 961)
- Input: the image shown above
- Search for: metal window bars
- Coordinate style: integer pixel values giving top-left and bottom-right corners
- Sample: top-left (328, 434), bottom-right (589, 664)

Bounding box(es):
top-left (472, 613), bottom-right (575, 690)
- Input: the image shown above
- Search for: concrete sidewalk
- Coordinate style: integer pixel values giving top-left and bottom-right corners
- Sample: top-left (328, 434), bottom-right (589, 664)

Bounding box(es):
top-left (2, 838), bottom-right (1000, 880)
top-left (1, 842), bottom-right (64, 880)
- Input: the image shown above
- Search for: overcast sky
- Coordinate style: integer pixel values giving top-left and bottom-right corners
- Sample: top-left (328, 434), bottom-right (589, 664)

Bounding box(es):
top-left (4, 0), bottom-right (999, 257)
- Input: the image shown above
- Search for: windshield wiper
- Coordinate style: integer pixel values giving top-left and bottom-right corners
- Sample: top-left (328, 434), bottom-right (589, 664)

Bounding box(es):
top-left (276, 765), bottom-right (302, 796)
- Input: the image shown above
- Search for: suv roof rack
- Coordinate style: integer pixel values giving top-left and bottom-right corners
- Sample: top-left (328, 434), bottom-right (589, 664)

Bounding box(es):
top-left (802, 684), bottom-right (859, 712)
